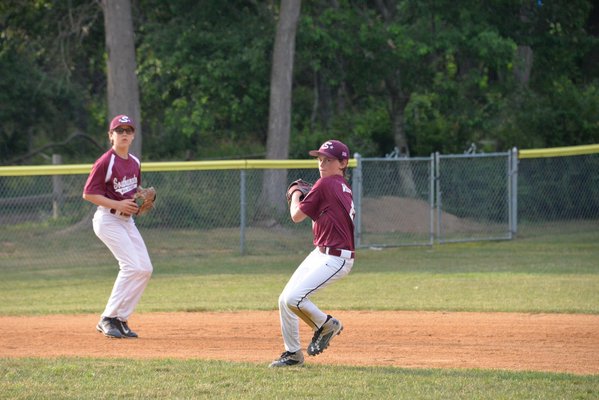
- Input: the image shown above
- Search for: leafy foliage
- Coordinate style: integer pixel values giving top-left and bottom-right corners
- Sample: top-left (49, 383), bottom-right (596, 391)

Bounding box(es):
top-left (1, 0), bottom-right (598, 163)
top-left (136, 0), bottom-right (274, 160)
top-left (0, 0), bottom-right (106, 164)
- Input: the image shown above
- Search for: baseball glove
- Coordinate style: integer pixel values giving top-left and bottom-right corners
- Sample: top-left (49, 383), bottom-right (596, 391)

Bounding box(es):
top-left (134, 186), bottom-right (156, 216)
top-left (286, 179), bottom-right (313, 205)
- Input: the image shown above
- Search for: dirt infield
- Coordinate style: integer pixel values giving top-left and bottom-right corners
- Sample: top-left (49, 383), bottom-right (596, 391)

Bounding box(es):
top-left (1, 311), bottom-right (598, 375)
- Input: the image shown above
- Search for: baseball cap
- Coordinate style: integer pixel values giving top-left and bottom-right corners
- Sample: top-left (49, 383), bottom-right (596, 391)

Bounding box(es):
top-left (109, 114), bottom-right (135, 131)
top-left (308, 140), bottom-right (350, 161)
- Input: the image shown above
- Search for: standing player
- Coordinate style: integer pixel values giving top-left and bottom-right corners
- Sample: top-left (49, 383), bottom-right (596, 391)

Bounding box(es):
top-left (82, 114), bottom-right (153, 339)
top-left (270, 139), bottom-right (356, 367)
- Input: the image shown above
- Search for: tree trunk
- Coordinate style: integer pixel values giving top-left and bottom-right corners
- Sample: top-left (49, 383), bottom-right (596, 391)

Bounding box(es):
top-left (389, 84), bottom-right (410, 158)
top-left (514, 45), bottom-right (533, 86)
top-left (257, 0), bottom-right (302, 222)
top-left (102, 0), bottom-right (142, 158)
top-left (375, 0), bottom-right (417, 197)
top-left (387, 78), bottom-right (417, 196)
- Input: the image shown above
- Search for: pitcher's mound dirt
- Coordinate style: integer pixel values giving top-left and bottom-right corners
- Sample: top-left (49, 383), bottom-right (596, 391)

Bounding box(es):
top-left (1, 311), bottom-right (598, 375)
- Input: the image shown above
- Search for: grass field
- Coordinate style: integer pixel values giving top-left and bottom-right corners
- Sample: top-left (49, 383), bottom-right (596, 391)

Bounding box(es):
top-left (2, 358), bottom-right (598, 399)
top-left (1, 229), bottom-right (598, 399)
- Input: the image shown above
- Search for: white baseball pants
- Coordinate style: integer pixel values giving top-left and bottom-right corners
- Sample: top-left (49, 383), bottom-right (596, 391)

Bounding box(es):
top-left (93, 207), bottom-right (153, 322)
top-left (277, 247), bottom-right (353, 353)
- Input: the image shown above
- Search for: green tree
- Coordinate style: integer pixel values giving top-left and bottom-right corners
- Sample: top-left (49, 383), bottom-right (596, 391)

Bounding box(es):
top-left (495, 0), bottom-right (599, 149)
top-left (293, 0), bottom-right (521, 156)
top-left (0, 0), bottom-right (106, 164)
top-left (1, 0), bottom-right (597, 164)
top-left (136, 0), bottom-right (275, 160)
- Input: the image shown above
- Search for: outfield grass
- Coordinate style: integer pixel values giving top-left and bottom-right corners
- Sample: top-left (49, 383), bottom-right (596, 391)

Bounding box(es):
top-left (1, 229), bottom-right (598, 398)
top-left (1, 358), bottom-right (598, 400)
top-left (1, 229), bottom-right (598, 315)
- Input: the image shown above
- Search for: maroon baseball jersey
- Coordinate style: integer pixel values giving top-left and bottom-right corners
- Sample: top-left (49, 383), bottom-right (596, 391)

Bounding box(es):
top-left (299, 175), bottom-right (355, 250)
top-left (83, 149), bottom-right (141, 201)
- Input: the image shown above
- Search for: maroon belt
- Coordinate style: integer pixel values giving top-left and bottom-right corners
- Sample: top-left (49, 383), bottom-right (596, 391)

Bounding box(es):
top-left (110, 209), bottom-right (131, 217)
top-left (318, 246), bottom-right (355, 259)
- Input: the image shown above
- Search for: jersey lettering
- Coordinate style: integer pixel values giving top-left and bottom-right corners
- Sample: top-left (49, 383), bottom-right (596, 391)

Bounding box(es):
top-left (114, 175), bottom-right (138, 195)
top-left (83, 149), bottom-right (141, 201)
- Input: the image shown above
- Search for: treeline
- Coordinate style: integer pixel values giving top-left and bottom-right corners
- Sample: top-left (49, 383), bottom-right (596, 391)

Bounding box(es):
top-left (1, 0), bottom-right (598, 164)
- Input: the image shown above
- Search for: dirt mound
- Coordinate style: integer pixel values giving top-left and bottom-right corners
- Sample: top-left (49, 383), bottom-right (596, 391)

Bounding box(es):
top-left (362, 196), bottom-right (486, 234)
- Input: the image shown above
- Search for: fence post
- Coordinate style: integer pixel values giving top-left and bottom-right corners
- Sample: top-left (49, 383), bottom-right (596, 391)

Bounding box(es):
top-left (240, 169), bottom-right (246, 255)
top-left (434, 152), bottom-right (442, 243)
top-left (510, 147), bottom-right (519, 236)
top-left (429, 153), bottom-right (435, 245)
top-left (52, 154), bottom-right (63, 219)
top-left (352, 153), bottom-right (362, 247)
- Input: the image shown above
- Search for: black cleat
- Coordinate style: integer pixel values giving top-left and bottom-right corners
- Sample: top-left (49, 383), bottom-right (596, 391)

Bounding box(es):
top-left (115, 319), bottom-right (138, 338)
top-left (96, 317), bottom-right (123, 338)
top-left (307, 315), bottom-right (343, 356)
top-left (269, 351), bottom-right (304, 367)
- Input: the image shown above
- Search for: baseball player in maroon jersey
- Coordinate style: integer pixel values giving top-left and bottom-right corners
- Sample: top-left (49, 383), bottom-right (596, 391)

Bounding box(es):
top-left (270, 139), bottom-right (356, 367)
top-left (82, 114), bottom-right (153, 339)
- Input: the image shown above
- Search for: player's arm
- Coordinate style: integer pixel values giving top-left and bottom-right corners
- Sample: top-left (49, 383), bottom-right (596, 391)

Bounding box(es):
top-left (83, 193), bottom-right (139, 215)
top-left (289, 191), bottom-right (308, 223)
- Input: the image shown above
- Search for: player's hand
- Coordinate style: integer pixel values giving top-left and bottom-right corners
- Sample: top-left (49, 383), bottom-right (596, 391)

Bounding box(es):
top-left (118, 198), bottom-right (140, 215)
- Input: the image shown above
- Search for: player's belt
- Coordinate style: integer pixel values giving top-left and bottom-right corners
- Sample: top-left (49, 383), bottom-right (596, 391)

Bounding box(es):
top-left (318, 246), bottom-right (355, 259)
top-left (110, 209), bottom-right (131, 217)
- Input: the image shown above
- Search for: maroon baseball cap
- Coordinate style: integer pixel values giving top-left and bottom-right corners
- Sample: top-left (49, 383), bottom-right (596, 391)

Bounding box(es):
top-left (109, 114), bottom-right (135, 131)
top-left (309, 140), bottom-right (350, 160)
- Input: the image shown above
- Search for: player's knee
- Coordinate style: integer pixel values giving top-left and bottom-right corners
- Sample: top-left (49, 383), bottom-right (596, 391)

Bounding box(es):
top-left (134, 257), bottom-right (153, 274)
top-left (277, 293), bottom-right (288, 309)
top-left (142, 263), bottom-right (153, 275)
top-left (279, 293), bottom-right (301, 310)
top-left (278, 293), bottom-right (291, 308)
top-left (129, 264), bottom-right (152, 279)
top-left (140, 268), bottom-right (152, 279)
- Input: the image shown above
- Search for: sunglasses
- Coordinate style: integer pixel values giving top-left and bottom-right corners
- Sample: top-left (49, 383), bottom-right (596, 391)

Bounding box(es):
top-left (113, 127), bottom-right (134, 134)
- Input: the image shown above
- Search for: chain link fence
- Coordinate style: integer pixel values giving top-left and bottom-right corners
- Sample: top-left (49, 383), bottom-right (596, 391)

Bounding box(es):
top-left (1, 149), bottom-right (597, 269)
top-left (355, 156), bottom-right (435, 247)
top-left (355, 151), bottom-right (514, 247)
top-left (435, 152), bottom-right (514, 243)
top-left (516, 152), bottom-right (599, 236)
